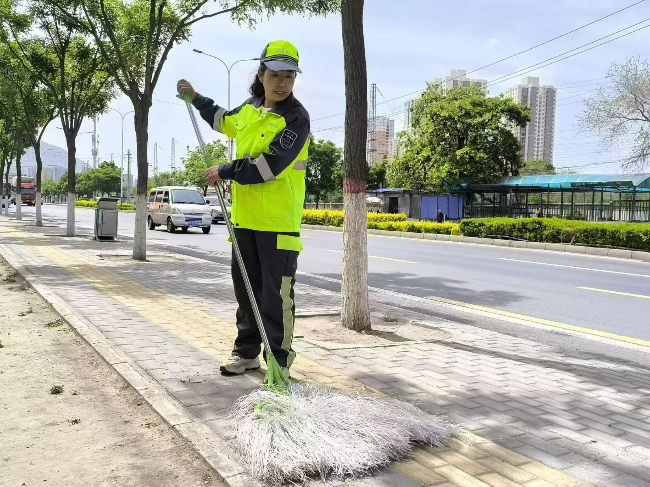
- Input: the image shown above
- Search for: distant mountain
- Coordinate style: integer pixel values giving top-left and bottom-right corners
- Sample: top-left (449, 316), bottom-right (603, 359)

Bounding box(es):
top-left (6, 142), bottom-right (88, 182)
top-left (20, 141), bottom-right (84, 168)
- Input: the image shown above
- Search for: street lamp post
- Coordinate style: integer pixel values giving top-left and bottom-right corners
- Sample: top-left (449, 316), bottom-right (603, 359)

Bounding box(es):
top-left (107, 108), bottom-right (134, 203)
top-left (192, 49), bottom-right (259, 162)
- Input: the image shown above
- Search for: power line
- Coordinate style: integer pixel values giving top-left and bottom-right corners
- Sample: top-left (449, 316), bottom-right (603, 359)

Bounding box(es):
top-left (553, 77), bottom-right (609, 87)
top-left (555, 158), bottom-right (629, 169)
top-left (153, 98), bottom-right (184, 106)
top-left (487, 19), bottom-right (650, 87)
top-left (312, 0), bottom-right (645, 126)
top-left (311, 2), bottom-right (646, 123)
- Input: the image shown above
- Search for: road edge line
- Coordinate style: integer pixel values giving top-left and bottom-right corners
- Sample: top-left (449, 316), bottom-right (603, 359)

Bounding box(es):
top-left (301, 224), bottom-right (650, 264)
top-left (426, 295), bottom-right (650, 350)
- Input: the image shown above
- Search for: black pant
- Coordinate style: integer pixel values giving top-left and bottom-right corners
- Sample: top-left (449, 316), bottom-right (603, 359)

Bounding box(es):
top-left (231, 228), bottom-right (299, 368)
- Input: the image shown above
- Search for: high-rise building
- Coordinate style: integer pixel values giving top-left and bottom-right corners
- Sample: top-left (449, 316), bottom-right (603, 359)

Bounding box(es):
top-left (506, 76), bottom-right (557, 163)
top-left (404, 99), bottom-right (416, 132)
top-left (436, 69), bottom-right (488, 93)
top-left (368, 116), bottom-right (396, 165)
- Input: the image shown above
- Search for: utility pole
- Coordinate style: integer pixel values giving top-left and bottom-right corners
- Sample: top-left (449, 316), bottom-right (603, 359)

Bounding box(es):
top-left (126, 149), bottom-right (132, 204)
top-left (171, 138), bottom-right (176, 173)
top-left (92, 115), bottom-right (98, 169)
top-left (153, 143), bottom-right (159, 177)
top-left (367, 82), bottom-right (377, 166)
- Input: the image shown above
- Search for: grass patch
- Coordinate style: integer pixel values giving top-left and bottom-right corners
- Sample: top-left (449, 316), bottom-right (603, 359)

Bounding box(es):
top-left (46, 319), bottom-right (65, 328)
top-left (2, 272), bottom-right (17, 283)
top-left (50, 385), bottom-right (64, 395)
top-left (382, 314), bottom-right (398, 323)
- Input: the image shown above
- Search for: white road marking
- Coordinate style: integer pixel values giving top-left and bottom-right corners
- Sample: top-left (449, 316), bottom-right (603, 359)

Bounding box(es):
top-left (326, 249), bottom-right (418, 264)
top-left (499, 258), bottom-right (650, 278)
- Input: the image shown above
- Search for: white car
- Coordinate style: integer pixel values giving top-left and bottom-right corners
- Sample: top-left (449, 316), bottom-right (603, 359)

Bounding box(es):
top-left (147, 186), bottom-right (212, 234)
top-left (205, 196), bottom-right (231, 224)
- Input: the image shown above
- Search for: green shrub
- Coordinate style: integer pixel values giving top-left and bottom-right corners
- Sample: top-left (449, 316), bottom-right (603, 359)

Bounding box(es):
top-left (460, 218), bottom-right (650, 251)
top-left (75, 200), bottom-right (136, 211)
top-left (301, 210), bottom-right (406, 227)
top-left (367, 220), bottom-right (459, 235)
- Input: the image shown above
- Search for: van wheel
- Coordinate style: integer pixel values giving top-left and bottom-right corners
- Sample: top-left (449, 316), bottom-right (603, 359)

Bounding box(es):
top-left (167, 217), bottom-right (176, 233)
top-left (202, 226), bottom-right (211, 234)
top-left (148, 216), bottom-right (156, 230)
top-left (181, 227), bottom-right (188, 233)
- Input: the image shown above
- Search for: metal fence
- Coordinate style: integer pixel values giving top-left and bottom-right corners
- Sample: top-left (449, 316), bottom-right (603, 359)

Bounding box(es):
top-left (304, 202), bottom-right (344, 211)
top-left (463, 192), bottom-right (650, 222)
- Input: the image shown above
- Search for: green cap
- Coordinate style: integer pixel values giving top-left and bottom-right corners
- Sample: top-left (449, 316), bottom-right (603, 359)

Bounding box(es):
top-left (260, 40), bottom-right (301, 73)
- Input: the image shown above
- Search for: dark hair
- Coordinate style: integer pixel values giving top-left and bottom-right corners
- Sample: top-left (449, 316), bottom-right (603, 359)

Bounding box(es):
top-left (249, 66), bottom-right (266, 97)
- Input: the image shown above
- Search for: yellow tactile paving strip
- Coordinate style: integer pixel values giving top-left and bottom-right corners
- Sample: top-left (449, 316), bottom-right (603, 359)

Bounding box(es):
top-left (1, 224), bottom-right (591, 487)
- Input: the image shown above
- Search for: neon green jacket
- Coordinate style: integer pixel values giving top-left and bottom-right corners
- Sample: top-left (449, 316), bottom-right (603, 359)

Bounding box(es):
top-left (193, 93), bottom-right (309, 242)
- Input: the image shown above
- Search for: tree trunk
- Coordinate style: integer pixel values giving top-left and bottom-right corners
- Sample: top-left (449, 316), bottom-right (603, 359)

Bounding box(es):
top-left (340, 0), bottom-right (371, 332)
top-left (65, 134), bottom-right (77, 237)
top-left (132, 98), bottom-right (151, 261)
top-left (3, 163), bottom-right (9, 215)
top-left (16, 152), bottom-right (22, 220)
top-left (0, 160), bottom-right (4, 213)
top-left (0, 160), bottom-right (5, 214)
top-left (35, 140), bottom-right (43, 227)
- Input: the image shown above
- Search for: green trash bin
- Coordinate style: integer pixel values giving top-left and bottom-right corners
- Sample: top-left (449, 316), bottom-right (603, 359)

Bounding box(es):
top-left (94, 197), bottom-right (119, 240)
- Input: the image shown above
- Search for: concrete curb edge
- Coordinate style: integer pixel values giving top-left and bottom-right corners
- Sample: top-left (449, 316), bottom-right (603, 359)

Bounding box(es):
top-left (0, 243), bottom-right (260, 487)
top-left (301, 224), bottom-right (650, 263)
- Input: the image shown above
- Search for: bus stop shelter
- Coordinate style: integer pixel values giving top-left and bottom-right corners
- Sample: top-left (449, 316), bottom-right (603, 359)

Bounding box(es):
top-left (459, 174), bottom-right (650, 222)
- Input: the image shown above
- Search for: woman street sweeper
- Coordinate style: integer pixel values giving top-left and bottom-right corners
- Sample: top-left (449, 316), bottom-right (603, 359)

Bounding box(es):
top-left (177, 40), bottom-right (309, 381)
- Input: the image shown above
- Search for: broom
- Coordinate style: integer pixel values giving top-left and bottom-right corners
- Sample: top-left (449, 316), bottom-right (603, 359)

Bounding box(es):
top-left (181, 94), bottom-right (462, 485)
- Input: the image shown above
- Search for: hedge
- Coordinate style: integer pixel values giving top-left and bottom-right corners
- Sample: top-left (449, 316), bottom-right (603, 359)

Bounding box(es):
top-left (301, 210), bottom-right (407, 227)
top-left (75, 199), bottom-right (136, 211)
top-left (460, 218), bottom-right (650, 251)
top-left (367, 220), bottom-right (461, 235)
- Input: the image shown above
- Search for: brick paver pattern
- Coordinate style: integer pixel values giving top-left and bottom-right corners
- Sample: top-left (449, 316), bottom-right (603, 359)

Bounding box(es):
top-left (3, 220), bottom-right (650, 486)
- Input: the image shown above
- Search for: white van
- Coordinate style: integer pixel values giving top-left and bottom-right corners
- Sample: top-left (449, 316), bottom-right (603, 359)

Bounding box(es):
top-left (147, 186), bottom-right (212, 234)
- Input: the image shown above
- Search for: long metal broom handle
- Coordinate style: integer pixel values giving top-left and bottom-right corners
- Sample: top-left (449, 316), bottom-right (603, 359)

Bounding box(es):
top-left (182, 95), bottom-right (274, 356)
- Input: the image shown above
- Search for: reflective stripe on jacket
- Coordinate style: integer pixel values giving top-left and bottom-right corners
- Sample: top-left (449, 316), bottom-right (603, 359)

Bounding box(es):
top-left (193, 93), bottom-right (309, 237)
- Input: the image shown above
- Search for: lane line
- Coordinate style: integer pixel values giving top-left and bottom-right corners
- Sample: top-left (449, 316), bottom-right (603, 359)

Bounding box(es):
top-left (325, 249), bottom-right (418, 264)
top-left (499, 258), bottom-right (650, 278)
top-left (425, 295), bottom-right (650, 348)
top-left (578, 287), bottom-right (650, 300)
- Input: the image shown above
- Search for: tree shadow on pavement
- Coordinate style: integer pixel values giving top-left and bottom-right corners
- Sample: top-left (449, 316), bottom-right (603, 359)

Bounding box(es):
top-left (319, 271), bottom-right (527, 308)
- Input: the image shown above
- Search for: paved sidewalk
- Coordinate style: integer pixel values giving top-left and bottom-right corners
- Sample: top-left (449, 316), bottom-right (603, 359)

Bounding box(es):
top-left (2, 218), bottom-right (650, 486)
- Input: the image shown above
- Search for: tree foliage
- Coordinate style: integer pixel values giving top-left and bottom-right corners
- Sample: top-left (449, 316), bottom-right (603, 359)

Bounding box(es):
top-left (0, 0), bottom-right (115, 232)
top-left (367, 162), bottom-right (387, 190)
top-left (579, 57), bottom-right (650, 170)
top-left (306, 137), bottom-right (342, 206)
top-left (0, 40), bottom-right (58, 223)
top-left (0, 46), bottom-right (34, 219)
top-left (148, 171), bottom-right (185, 191)
top-left (519, 159), bottom-right (556, 176)
top-left (54, 162), bottom-right (120, 197)
top-left (41, 178), bottom-right (59, 197)
top-left (388, 85), bottom-right (530, 192)
top-left (47, 0), bottom-right (338, 260)
top-left (182, 140), bottom-right (227, 195)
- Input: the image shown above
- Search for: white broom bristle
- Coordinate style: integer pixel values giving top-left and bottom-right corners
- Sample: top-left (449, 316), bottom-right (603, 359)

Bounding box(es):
top-left (229, 382), bottom-right (460, 485)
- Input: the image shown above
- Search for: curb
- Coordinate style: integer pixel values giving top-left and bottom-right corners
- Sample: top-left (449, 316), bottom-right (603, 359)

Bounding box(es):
top-left (0, 243), bottom-right (260, 487)
top-left (301, 224), bottom-right (650, 263)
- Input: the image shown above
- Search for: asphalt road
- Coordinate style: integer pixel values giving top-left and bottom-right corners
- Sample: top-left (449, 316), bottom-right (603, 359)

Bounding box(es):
top-left (7, 204), bottom-right (650, 343)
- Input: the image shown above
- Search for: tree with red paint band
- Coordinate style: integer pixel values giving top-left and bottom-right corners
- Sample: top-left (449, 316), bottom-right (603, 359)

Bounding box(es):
top-left (340, 0), bottom-right (371, 332)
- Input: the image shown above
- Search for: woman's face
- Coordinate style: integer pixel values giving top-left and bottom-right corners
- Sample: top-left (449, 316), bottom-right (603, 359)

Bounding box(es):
top-left (260, 69), bottom-right (296, 104)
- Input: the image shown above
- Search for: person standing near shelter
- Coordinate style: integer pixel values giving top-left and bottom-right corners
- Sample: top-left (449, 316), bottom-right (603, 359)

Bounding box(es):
top-left (177, 40), bottom-right (310, 381)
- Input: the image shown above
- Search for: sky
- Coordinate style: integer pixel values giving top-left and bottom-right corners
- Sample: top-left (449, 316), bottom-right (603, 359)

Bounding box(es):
top-left (38, 0), bottom-right (650, 177)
